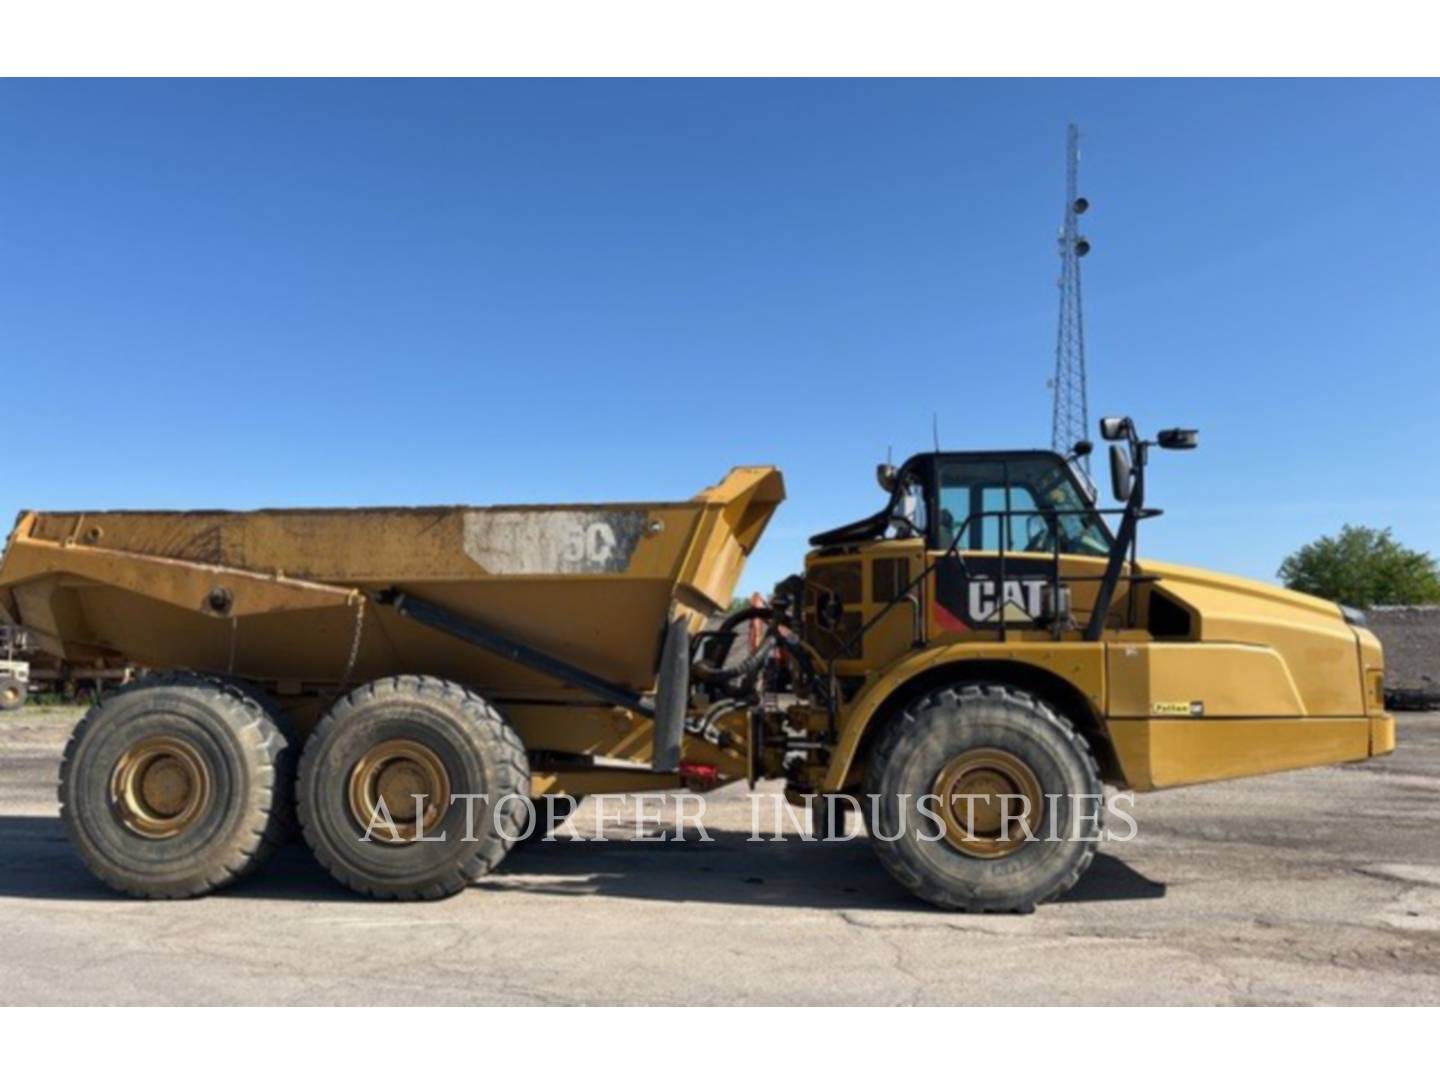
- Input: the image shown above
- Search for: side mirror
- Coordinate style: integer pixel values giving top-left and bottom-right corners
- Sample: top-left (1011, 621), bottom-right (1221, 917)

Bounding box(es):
top-left (1157, 428), bottom-right (1198, 450)
top-left (1070, 439), bottom-right (1093, 458)
top-left (876, 464), bottom-right (897, 493)
top-left (1109, 445), bottom-right (1133, 502)
top-left (1099, 416), bottom-right (1131, 442)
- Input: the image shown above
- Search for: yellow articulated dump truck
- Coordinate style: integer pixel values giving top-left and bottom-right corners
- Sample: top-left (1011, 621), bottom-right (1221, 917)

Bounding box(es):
top-left (0, 417), bottom-right (1394, 911)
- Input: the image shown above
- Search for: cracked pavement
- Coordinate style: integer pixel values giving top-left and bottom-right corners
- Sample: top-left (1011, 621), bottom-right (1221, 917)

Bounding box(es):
top-left (2, 707), bottom-right (1438, 1004)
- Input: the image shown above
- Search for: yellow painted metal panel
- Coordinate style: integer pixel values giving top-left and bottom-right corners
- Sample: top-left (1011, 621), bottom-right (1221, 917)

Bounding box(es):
top-left (1370, 714), bottom-right (1396, 756)
top-left (1106, 641), bottom-right (1304, 718)
top-left (1107, 717), bottom-right (1371, 791)
top-left (0, 468), bottom-right (783, 699)
top-left (822, 641), bottom-right (1107, 791)
top-left (1141, 560), bottom-right (1363, 716)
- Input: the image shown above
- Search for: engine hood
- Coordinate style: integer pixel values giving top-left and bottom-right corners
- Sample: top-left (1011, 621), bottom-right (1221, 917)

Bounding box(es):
top-left (1139, 558), bottom-right (1365, 717)
top-left (1139, 558), bottom-right (1345, 624)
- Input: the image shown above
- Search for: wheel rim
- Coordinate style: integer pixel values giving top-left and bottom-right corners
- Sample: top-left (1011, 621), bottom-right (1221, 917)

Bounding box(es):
top-left (1, 684), bottom-right (18, 706)
top-left (347, 739), bottom-right (452, 843)
top-left (110, 735), bottom-right (212, 839)
top-left (932, 747), bottom-right (1044, 859)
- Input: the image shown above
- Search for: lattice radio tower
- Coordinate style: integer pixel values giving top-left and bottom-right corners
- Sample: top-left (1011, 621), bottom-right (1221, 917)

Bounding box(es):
top-left (1050, 122), bottom-right (1092, 470)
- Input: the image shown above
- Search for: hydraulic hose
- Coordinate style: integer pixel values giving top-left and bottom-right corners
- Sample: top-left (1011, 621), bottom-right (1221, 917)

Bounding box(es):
top-left (714, 606), bottom-right (776, 636)
top-left (692, 633), bottom-right (776, 684)
top-left (691, 606), bottom-right (778, 684)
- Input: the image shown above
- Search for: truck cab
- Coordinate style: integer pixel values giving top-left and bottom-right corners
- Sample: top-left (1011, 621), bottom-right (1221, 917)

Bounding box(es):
top-left (795, 423), bottom-right (1393, 800)
top-left (803, 448), bottom-right (1118, 667)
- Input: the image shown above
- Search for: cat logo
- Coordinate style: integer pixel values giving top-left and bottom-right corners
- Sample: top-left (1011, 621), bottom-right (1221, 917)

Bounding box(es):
top-left (932, 557), bottom-right (1051, 631)
top-left (968, 578), bottom-right (1045, 624)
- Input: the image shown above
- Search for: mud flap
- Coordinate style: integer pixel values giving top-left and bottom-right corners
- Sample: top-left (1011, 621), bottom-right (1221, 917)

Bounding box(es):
top-left (652, 616), bottom-right (689, 772)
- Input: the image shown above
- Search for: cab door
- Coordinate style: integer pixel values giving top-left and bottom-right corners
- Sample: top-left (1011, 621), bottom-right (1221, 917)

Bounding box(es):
top-left (925, 456), bottom-right (1120, 640)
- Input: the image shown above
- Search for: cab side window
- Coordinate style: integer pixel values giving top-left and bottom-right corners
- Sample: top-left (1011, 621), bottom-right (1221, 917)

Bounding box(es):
top-left (933, 458), bottom-right (1106, 555)
top-left (981, 485), bottom-right (1045, 551)
top-left (935, 462), bottom-right (1005, 550)
top-left (1004, 458), bottom-right (1110, 556)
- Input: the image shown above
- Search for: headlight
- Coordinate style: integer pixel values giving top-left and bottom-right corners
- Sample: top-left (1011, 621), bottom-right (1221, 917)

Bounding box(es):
top-left (1340, 604), bottom-right (1367, 627)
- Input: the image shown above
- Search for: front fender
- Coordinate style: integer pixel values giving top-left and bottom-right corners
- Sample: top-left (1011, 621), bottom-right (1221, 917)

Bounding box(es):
top-left (821, 642), bottom-right (1107, 791)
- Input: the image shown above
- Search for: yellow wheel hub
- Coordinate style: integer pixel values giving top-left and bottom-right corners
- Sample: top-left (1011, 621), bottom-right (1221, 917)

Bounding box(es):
top-left (348, 739), bottom-right (451, 843)
top-left (1, 685), bottom-right (19, 706)
top-left (111, 735), bottom-right (212, 839)
top-left (932, 747), bottom-right (1044, 859)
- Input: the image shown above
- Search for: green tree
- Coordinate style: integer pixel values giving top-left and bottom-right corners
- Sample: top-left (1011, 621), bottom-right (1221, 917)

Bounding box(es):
top-left (1279, 525), bottom-right (1440, 608)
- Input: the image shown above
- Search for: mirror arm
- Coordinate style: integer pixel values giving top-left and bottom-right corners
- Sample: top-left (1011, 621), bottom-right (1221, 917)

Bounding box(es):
top-left (1086, 447), bottom-right (1146, 643)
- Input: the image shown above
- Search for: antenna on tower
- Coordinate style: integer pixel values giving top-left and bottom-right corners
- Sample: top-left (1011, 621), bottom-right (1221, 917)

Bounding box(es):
top-left (1051, 122), bottom-right (1091, 472)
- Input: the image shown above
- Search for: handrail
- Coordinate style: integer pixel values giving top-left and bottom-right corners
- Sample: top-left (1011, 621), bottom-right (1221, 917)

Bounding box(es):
top-left (817, 502), bottom-right (1158, 721)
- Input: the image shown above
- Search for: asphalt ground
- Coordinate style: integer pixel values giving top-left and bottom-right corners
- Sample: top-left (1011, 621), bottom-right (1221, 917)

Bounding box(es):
top-left (2, 706), bottom-right (1437, 1004)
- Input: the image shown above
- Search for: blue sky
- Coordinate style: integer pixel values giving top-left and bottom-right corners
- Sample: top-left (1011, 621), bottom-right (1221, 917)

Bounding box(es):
top-left (2, 79), bottom-right (1436, 596)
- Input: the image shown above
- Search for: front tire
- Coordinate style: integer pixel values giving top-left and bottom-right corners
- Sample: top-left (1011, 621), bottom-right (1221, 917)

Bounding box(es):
top-left (59, 673), bottom-right (291, 898)
top-left (297, 676), bottom-right (530, 900)
top-left (866, 683), bottom-right (1102, 913)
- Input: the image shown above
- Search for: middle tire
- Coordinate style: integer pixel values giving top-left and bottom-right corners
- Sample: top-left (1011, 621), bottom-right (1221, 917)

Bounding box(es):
top-left (297, 675), bottom-right (530, 900)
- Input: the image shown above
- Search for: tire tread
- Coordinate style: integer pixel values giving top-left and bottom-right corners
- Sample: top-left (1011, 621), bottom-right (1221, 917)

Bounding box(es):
top-left (865, 682), bottom-right (1103, 914)
top-left (58, 670), bottom-right (291, 899)
top-left (296, 674), bottom-right (529, 901)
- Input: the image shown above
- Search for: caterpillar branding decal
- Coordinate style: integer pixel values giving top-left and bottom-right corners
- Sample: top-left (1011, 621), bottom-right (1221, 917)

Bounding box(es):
top-left (933, 557), bottom-right (1050, 630)
top-left (462, 510), bottom-right (649, 575)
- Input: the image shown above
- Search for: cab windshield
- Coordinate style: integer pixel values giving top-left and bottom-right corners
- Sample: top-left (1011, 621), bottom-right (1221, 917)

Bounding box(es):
top-left (933, 455), bottom-right (1111, 557)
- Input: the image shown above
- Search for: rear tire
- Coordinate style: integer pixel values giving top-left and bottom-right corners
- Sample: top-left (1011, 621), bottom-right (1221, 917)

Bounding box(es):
top-left (297, 675), bottom-right (530, 900)
top-left (58, 672), bottom-right (291, 898)
top-left (866, 683), bottom-right (1102, 913)
top-left (216, 677), bottom-right (299, 842)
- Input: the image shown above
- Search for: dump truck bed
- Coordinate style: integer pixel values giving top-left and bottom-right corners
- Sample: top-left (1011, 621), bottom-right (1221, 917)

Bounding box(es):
top-left (0, 468), bottom-right (784, 696)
